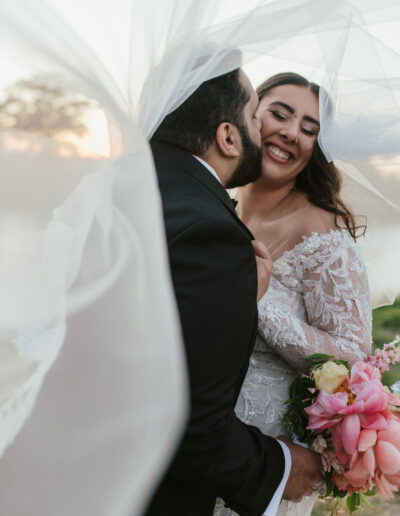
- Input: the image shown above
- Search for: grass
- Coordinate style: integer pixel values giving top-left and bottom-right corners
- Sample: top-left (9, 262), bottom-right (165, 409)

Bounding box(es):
top-left (372, 298), bottom-right (400, 386)
top-left (312, 493), bottom-right (400, 516)
top-left (312, 299), bottom-right (400, 515)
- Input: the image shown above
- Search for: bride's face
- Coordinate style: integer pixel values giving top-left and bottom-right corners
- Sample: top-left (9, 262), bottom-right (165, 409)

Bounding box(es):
top-left (256, 84), bottom-right (320, 187)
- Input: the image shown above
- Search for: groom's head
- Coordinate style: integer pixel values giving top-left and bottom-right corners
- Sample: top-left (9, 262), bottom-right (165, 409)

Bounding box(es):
top-left (152, 69), bottom-right (262, 188)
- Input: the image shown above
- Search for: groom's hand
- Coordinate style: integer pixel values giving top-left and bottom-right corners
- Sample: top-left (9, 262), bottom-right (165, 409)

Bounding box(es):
top-left (252, 240), bottom-right (273, 302)
top-left (278, 436), bottom-right (324, 502)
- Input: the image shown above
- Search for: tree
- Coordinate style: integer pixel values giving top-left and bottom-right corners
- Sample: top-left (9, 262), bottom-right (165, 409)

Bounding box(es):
top-left (0, 77), bottom-right (93, 139)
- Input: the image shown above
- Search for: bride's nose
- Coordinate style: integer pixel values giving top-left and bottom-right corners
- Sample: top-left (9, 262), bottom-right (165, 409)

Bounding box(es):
top-left (280, 120), bottom-right (299, 144)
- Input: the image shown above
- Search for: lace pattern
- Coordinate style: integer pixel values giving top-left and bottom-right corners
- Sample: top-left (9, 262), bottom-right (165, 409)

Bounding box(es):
top-left (214, 230), bottom-right (372, 516)
top-left (257, 230), bottom-right (371, 369)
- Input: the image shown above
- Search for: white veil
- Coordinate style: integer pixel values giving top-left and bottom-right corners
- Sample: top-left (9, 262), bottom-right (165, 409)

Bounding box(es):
top-left (0, 0), bottom-right (400, 514)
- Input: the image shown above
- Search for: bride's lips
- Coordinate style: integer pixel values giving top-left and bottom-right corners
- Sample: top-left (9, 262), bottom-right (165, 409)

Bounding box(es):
top-left (264, 143), bottom-right (294, 164)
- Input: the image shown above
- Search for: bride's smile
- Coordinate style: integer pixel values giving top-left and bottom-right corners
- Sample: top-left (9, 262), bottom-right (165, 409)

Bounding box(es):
top-left (264, 142), bottom-right (293, 162)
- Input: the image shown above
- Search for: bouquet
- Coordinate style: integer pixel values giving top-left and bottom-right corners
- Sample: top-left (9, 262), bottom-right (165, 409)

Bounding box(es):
top-left (282, 336), bottom-right (400, 514)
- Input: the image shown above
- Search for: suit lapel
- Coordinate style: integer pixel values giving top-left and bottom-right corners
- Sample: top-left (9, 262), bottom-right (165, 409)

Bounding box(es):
top-left (151, 142), bottom-right (254, 240)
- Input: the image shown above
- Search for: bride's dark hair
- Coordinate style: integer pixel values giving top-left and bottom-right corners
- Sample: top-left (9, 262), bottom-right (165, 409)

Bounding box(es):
top-left (257, 72), bottom-right (366, 240)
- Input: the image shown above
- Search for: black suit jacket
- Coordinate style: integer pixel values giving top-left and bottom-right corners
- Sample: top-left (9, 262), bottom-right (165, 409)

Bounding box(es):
top-left (145, 142), bottom-right (285, 516)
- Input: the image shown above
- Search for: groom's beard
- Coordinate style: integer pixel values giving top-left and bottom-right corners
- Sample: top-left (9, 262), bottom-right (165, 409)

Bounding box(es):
top-left (225, 125), bottom-right (262, 189)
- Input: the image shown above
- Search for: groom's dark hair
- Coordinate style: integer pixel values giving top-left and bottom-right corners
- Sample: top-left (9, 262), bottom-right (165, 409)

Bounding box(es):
top-left (151, 69), bottom-right (250, 155)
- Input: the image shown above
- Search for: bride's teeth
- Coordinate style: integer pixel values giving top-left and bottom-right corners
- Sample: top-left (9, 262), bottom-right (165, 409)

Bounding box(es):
top-left (267, 144), bottom-right (291, 160)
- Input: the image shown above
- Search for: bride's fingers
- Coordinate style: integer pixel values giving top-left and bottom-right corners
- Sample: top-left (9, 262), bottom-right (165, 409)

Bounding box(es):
top-left (252, 240), bottom-right (273, 301)
top-left (254, 256), bottom-right (272, 301)
top-left (252, 240), bottom-right (271, 261)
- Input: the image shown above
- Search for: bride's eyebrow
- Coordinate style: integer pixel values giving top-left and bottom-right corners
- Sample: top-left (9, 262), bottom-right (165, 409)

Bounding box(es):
top-left (303, 115), bottom-right (320, 127)
top-left (269, 100), bottom-right (294, 113)
top-left (269, 100), bottom-right (320, 126)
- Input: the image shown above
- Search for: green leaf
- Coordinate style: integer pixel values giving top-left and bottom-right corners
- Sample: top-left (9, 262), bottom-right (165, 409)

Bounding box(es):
top-left (335, 359), bottom-right (351, 370)
top-left (359, 493), bottom-right (372, 507)
top-left (324, 475), bottom-right (333, 497)
top-left (346, 493), bottom-right (361, 513)
top-left (347, 496), bottom-right (354, 513)
top-left (335, 487), bottom-right (347, 498)
top-left (365, 487), bottom-right (377, 496)
top-left (307, 353), bottom-right (333, 361)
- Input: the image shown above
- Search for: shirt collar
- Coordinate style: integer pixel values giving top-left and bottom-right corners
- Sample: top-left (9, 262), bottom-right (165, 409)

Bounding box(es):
top-left (193, 155), bottom-right (221, 184)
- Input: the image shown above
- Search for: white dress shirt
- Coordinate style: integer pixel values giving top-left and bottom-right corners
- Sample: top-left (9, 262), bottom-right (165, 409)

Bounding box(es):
top-left (193, 154), bottom-right (292, 516)
top-left (263, 440), bottom-right (291, 516)
top-left (193, 155), bottom-right (222, 183)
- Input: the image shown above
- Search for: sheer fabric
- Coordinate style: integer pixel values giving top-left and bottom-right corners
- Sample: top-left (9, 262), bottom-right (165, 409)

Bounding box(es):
top-left (0, 1), bottom-right (399, 515)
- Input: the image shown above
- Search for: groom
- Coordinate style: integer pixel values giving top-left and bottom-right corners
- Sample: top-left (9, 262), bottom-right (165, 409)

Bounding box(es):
top-left (145, 69), bottom-right (323, 516)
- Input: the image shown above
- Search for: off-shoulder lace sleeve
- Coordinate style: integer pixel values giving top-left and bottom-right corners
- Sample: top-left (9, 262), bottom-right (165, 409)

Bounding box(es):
top-left (258, 231), bottom-right (372, 371)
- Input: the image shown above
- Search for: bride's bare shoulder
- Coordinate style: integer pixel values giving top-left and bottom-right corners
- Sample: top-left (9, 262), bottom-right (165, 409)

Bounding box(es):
top-left (295, 200), bottom-right (341, 238)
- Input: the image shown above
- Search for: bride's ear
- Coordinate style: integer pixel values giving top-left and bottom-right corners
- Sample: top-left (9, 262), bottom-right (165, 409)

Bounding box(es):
top-left (215, 122), bottom-right (241, 158)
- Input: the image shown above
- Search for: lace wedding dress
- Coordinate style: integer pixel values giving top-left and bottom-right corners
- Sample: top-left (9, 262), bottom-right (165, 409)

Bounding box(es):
top-left (214, 229), bottom-right (372, 516)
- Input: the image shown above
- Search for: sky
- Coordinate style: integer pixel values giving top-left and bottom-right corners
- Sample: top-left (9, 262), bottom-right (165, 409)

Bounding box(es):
top-left (1, 1), bottom-right (400, 159)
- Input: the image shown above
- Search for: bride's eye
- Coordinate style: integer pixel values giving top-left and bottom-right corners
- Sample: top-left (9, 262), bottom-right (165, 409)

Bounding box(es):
top-left (302, 127), bottom-right (318, 136)
top-left (270, 110), bottom-right (287, 120)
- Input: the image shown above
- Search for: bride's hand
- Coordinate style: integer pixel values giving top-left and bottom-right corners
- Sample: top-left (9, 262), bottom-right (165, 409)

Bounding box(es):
top-left (252, 240), bottom-right (273, 302)
top-left (278, 435), bottom-right (325, 502)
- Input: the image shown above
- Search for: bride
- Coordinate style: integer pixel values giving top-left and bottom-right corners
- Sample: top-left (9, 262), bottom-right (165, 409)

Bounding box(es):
top-left (215, 72), bottom-right (372, 516)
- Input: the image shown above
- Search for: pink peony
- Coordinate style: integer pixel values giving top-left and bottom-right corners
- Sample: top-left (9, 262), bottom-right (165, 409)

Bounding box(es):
top-left (358, 428), bottom-right (377, 452)
top-left (306, 383), bottom-right (389, 457)
top-left (375, 470), bottom-right (398, 499)
top-left (343, 415), bottom-right (400, 499)
top-left (304, 355), bottom-right (400, 502)
top-left (348, 362), bottom-right (381, 392)
top-left (348, 362), bottom-right (400, 408)
top-left (305, 359), bottom-right (400, 500)
top-left (305, 391), bottom-right (348, 430)
top-left (345, 453), bottom-right (371, 487)
top-left (306, 362), bottom-right (400, 456)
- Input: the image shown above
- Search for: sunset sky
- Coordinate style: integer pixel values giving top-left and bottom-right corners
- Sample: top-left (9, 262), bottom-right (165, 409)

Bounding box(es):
top-left (1, 1), bottom-right (399, 160)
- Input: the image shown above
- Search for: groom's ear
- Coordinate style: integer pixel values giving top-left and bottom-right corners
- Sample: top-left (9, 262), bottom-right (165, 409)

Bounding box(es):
top-left (215, 122), bottom-right (241, 158)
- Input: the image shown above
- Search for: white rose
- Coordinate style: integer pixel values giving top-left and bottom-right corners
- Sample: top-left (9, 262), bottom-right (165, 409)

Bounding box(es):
top-left (313, 361), bottom-right (348, 394)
